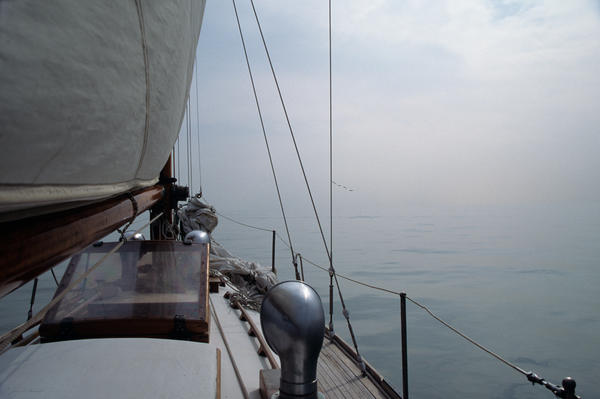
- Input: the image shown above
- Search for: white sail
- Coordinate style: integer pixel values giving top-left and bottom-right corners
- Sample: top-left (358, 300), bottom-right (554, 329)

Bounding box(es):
top-left (0, 1), bottom-right (206, 215)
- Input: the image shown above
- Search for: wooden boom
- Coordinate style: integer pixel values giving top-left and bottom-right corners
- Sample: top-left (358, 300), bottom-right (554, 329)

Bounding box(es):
top-left (0, 185), bottom-right (163, 298)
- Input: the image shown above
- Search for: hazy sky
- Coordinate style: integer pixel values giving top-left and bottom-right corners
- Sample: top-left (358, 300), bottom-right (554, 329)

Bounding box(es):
top-left (183, 0), bottom-right (600, 216)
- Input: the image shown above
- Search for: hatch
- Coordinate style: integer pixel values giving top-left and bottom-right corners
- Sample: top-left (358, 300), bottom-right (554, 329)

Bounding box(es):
top-left (40, 241), bottom-right (210, 342)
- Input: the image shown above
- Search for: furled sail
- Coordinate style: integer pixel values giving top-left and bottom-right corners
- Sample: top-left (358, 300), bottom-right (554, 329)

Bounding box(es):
top-left (0, 1), bottom-right (206, 218)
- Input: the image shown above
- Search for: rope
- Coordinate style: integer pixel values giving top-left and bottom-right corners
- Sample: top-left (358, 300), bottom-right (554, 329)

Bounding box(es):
top-left (186, 98), bottom-right (193, 195)
top-left (328, 0), bottom-right (335, 336)
top-left (248, 0), bottom-right (367, 372)
top-left (249, 0), bottom-right (331, 266)
top-left (302, 255), bottom-right (402, 296)
top-left (231, 0), bottom-right (297, 266)
top-left (0, 211), bottom-right (164, 355)
top-left (290, 245), bottom-right (533, 378)
top-left (216, 211), bottom-right (273, 233)
top-left (50, 268), bottom-right (59, 286)
top-left (405, 296), bottom-right (529, 376)
top-left (177, 136), bottom-right (181, 183)
top-left (27, 278), bottom-right (38, 321)
top-left (194, 60), bottom-right (203, 193)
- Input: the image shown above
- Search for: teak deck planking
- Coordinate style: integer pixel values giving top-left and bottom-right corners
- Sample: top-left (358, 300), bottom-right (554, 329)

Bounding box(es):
top-left (317, 339), bottom-right (390, 399)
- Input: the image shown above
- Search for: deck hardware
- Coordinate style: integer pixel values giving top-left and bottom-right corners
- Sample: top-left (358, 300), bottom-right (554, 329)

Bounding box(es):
top-left (293, 253), bottom-right (304, 281)
top-left (121, 231), bottom-right (145, 241)
top-left (184, 230), bottom-right (210, 245)
top-left (261, 281), bottom-right (325, 399)
top-left (400, 292), bottom-right (408, 399)
top-left (292, 259), bottom-right (301, 281)
top-left (170, 314), bottom-right (190, 340)
top-left (158, 176), bottom-right (177, 185)
top-left (170, 184), bottom-right (189, 210)
top-left (247, 325), bottom-right (256, 337)
top-left (58, 317), bottom-right (74, 340)
top-left (526, 373), bottom-right (580, 399)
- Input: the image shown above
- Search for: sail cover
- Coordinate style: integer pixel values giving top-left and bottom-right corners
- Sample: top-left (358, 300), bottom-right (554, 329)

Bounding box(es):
top-left (0, 1), bottom-right (205, 216)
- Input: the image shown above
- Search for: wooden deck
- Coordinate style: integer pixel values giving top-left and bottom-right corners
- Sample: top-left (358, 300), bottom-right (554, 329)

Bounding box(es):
top-left (211, 289), bottom-right (401, 399)
top-left (318, 339), bottom-right (393, 399)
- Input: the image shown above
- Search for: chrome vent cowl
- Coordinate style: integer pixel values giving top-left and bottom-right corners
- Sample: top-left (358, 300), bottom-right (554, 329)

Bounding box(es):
top-left (261, 281), bottom-right (325, 399)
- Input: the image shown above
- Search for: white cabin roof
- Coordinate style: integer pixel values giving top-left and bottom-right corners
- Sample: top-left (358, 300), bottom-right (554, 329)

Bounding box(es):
top-left (0, 338), bottom-right (217, 399)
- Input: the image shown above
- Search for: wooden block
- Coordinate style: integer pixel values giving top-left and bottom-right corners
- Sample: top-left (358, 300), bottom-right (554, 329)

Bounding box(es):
top-left (247, 326), bottom-right (256, 337)
top-left (258, 344), bottom-right (266, 357)
top-left (259, 369), bottom-right (280, 399)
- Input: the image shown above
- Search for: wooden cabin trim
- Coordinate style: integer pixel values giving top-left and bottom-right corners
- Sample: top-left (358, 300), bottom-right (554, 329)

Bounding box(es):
top-left (0, 185), bottom-right (164, 298)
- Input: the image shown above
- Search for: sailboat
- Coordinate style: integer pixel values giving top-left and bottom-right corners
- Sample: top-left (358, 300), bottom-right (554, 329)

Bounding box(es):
top-left (0, 2), bottom-right (403, 398)
top-left (0, 2), bottom-right (583, 399)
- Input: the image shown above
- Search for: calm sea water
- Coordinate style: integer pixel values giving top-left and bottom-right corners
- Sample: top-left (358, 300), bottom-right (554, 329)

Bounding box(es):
top-left (2, 203), bottom-right (598, 398)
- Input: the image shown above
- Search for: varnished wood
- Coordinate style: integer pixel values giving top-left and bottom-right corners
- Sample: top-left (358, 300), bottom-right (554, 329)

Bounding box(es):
top-left (150, 156), bottom-right (173, 240)
top-left (321, 332), bottom-right (402, 399)
top-left (0, 186), bottom-right (163, 298)
top-left (231, 300), bottom-right (279, 370)
top-left (318, 339), bottom-right (393, 399)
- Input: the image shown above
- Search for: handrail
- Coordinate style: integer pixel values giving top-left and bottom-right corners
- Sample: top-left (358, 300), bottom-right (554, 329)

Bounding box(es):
top-left (231, 299), bottom-right (279, 370)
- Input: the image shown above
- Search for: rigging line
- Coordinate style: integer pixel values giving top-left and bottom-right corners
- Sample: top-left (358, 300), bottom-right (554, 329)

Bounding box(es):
top-left (249, 0), bottom-right (330, 262)
top-left (278, 241), bottom-right (561, 386)
top-left (172, 145), bottom-right (176, 182)
top-left (303, 255), bottom-right (403, 296)
top-left (249, 0), bottom-right (365, 367)
top-left (296, 251), bottom-right (535, 378)
top-left (328, 0), bottom-right (335, 335)
top-left (50, 268), bottom-right (59, 286)
top-left (216, 211), bottom-right (273, 233)
top-left (231, 0), bottom-right (296, 263)
top-left (329, 0), bottom-right (333, 271)
top-left (189, 95), bottom-right (194, 194)
top-left (275, 230), bottom-right (400, 295)
top-left (405, 296), bottom-right (529, 377)
top-left (185, 100), bottom-right (190, 193)
top-left (194, 60), bottom-right (203, 193)
top-left (187, 98), bottom-right (193, 195)
top-left (27, 278), bottom-right (38, 321)
top-left (0, 211), bottom-right (165, 355)
top-left (177, 135), bottom-right (181, 182)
